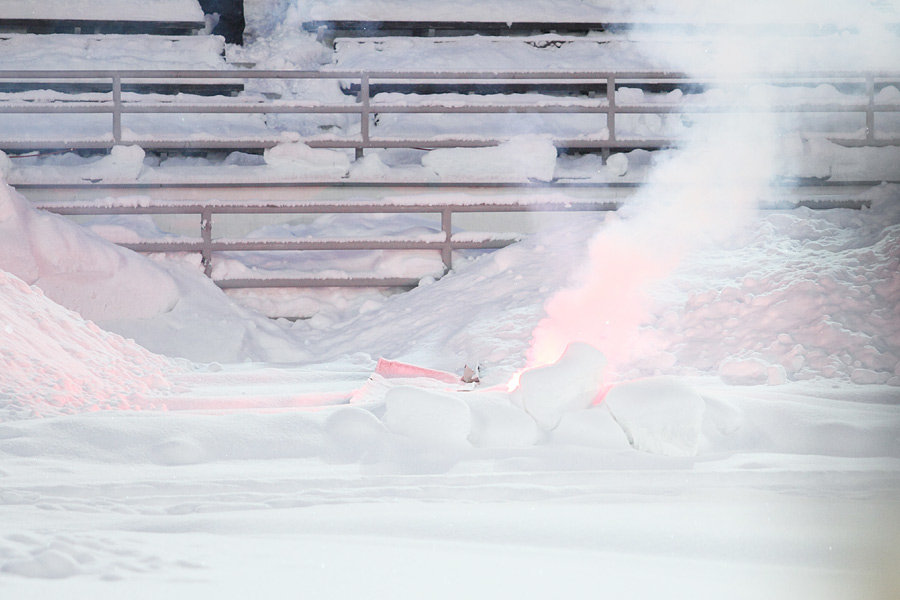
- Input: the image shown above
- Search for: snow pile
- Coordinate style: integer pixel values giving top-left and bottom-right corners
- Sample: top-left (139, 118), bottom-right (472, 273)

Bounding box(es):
top-left (422, 135), bottom-right (558, 183)
top-left (0, 269), bottom-right (178, 420)
top-left (626, 188), bottom-right (900, 386)
top-left (0, 177), bottom-right (179, 321)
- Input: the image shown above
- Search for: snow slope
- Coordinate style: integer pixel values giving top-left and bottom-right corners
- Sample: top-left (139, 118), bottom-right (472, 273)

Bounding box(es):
top-left (0, 176), bottom-right (310, 363)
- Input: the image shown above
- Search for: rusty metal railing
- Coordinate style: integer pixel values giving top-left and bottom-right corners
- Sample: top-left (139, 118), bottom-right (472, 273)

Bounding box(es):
top-left (1, 69), bottom-right (898, 157)
top-left (32, 197), bottom-right (621, 289)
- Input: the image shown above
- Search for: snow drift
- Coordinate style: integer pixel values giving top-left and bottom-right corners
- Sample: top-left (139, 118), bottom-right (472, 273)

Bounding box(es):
top-left (0, 177), bottom-right (179, 322)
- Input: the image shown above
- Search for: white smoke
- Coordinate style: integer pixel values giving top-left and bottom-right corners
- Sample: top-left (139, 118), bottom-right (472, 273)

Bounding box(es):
top-left (525, 0), bottom-right (897, 375)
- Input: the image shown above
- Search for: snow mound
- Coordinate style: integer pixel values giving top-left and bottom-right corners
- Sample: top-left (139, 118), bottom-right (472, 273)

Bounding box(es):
top-left (604, 377), bottom-right (706, 457)
top-left (0, 269), bottom-right (178, 420)
top-left (512, 342), bottom-right (607, 430)
top-left (0, 178), bottom-right (178, 322)
top-left (422, 135), bottom-right (558, 183)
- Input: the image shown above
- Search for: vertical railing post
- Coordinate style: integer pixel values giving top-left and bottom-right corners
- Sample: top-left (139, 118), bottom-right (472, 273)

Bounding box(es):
top-left (604, 74), bottom-right (616, 164)
top-left (357, 73), bottom-right (370, 160)
top-left (441, 208), bottom-right (453, 273)
top-left (865, 73), bottom-right (875, 144)
top-left (201, 207), bottom-right (213, 277)
top-left (112, 73), bottom-right (122, 145)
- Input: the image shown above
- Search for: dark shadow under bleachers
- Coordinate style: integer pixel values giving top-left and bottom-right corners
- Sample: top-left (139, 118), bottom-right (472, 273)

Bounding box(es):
top-left (304, 20), bottom-right (623, 43)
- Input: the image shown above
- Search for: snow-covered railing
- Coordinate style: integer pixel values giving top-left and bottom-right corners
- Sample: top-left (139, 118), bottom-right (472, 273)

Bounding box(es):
top-left (33, 197), bottom-right (621, 289)
top-left (0, 69), bottom-right (898, 156)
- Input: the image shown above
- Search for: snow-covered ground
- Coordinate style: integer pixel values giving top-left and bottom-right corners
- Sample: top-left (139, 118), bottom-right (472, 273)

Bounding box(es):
top-left (2, 1), bottom-right (900, 598)
top-left (2, 156), bottom-right (899, 598)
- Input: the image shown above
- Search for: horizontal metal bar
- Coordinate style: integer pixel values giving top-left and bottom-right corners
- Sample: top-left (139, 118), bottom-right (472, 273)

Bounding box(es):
top-left (0, 140), bottom-right (114, 150)
top-left (119, 241), bottom-right (203, 252)
top-left (0, 104), bottom-right (114, 114)
top-left (450, 239), bottom-right (520, 249)
top-left (215, 277), bottom-right (423, 289)
top-left (5, 101), bottom-right (895, 116)
top-left (118, 103), bottom-right (361, 114)
top-left (209, 239), bottom-right (443, 251)
top-left (1, 69), bottom-right (898, 81)
top-left (36, 199), bottom-right (622, 215)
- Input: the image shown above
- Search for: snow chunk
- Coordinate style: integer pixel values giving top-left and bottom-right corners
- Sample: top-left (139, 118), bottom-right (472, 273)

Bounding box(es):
top-left (718, 357), bottom-right (783, 386)
top-left (264, 142), bottom-right (350, 177)
top-left (606, 152), bottom-right (629, 177)
top-left (604, 377), bottom-right (705, 457)
top-left (79, 145), bottom-right (146, 183)
top-left (850, 368), bottom-right (889, 385)
top-left (512, 342), bottom-right (607, 430)
top-left (348, 153), bottom-right (392, 180)
top-left (422, 135), bottom-right (557, 183)
top-left (383, 386), bottom-right (472, 446)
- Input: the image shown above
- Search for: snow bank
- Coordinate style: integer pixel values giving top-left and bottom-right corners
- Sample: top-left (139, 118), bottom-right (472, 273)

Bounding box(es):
top-left (0, 178), bottom-right (179, 322)
top-left (422, 135), bottom-right (558, 183)
top-left (0, 269), bottom-right (178, 420)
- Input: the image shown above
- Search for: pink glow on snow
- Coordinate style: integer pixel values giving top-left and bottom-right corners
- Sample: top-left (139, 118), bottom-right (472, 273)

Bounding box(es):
top-left (506, 369), bottom-right (523, 392)
top-left (525, 225), bottom-right (677, 374)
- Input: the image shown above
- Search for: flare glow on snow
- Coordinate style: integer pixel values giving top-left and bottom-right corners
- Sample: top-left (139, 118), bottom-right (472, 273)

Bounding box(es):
top-left (523, 114), bottom-right (774, 378)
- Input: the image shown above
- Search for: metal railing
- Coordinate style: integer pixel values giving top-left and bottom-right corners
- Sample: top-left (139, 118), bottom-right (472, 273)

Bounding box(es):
top-left (1, 69), bottom-right (898, 156)
top-left (33, 197), bottom-right (622, 289)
